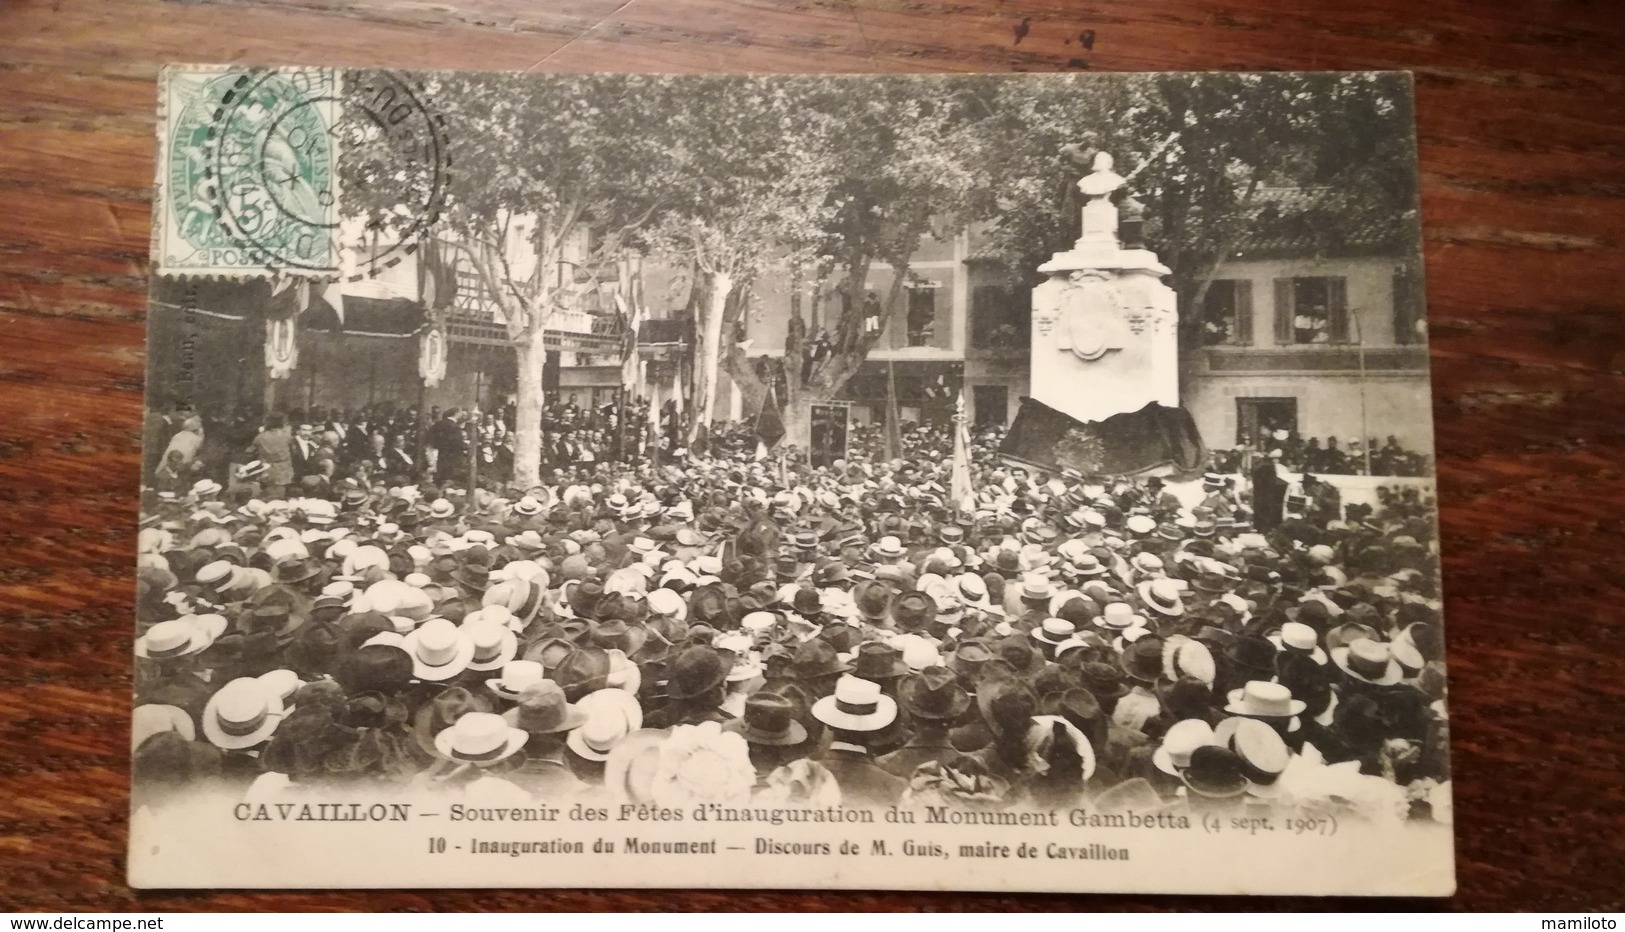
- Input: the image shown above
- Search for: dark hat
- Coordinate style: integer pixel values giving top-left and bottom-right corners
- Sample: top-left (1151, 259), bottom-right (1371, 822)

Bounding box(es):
top-left (890, 590), bottom-right (936, 632)
top-left (197, 630), bottom-right (281, 677)
top-left (1155, 675), bottom-right (1213, 722)
top-left (238, 605), bottom-right (291, 638)
top-left (817, 622), bottom-right (863, 655)
top-left (274, 558), bottom-right (321, 585)
top-left (1193, 624), bottom-right (1238, 652)
top-left (1040, 686), bottom-right (1108, 751)
top-left (334, 611), bottom-right (395, 649)
top-left (1181, 744), bottom-right (1250, 798)
top-left (412, 686), bottom-right (492, 758)
top-left (1224, 635), bottom-right (1278, 673)
top-left (522, 636), bottom-right (578, 674)
top-left (813, 563), bottom-right (851, 586)
top-left (851, 642), bottom-right (910, 680)
top-left (550, 645), bottom-right (612, 702)
top-left (1078, 661), bottom-right (1130, 703)
top-left (568, 580), bottom-right (606, 620)
top-left (853, 580), bottom-right (892, 621)
top-left (990, 550), bottom-right (1022, 577)
top-left (589, 618), bottom-right (633, 652)
top-left (689, 583), bottom-right (729, 624)
top-left (336, 643), bottom-right (415, 695)
top-left (946, 638), bottom-right (995, 682)
top-left (994, 634), bottom-right (1042, 676)
top-left (1119, 635), bottom-right (1167, 684)
top-left (502, 681), bottom-right (588, 735)
top-left (1031, 662), bottom-right (1082, 699)
top-left (729, 692), bottom-right (808, 746)
top-left (791, 587), bottom-right (823, 616)
top-left (452, 563), bottom-right (491, 592)
top-left (791, 639), bottom-right (851, 680)
top-left (976, 673), bottom-right (1039, 739)
top-left (663, 645), bottom-right (728, 700)
top-left (899, 666), bottom-right (971, 721)
top-left (286, 622), bottom-right (344, 679)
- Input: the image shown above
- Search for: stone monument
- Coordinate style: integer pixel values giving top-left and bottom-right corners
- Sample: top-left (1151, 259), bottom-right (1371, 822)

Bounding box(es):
top-left (1029, 152), bottom-right (1178, 425)
top-left (1001, 150), bottom-right (1204, 477)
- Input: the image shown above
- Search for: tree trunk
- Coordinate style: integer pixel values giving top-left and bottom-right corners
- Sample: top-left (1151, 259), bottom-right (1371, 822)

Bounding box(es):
top-left (726, 355), bottom-right (770, 421)
top-left (782, 396), bottom-right (812, 452)
top-left (687, 269), bottom-right (733, 447)
top-left (511, 333), bottom-right (546, 489)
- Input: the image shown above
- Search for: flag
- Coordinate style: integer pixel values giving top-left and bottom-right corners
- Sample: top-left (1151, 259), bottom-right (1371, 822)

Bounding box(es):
top-left (883, 360), bottom-right (902, 461)
top-left (951, 389), bottom-right (974, 513)
top-left (755, 377), bottom-right (785, 448)
top-left (615, 289), bottom-right (641, 393)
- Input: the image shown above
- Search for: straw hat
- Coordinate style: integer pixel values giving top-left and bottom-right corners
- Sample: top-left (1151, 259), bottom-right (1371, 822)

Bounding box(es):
top-left (201, 676), bottom-right (284, 750)
top-left (135, 618), bottom-right (212, 660)
top-left (401, 618), bottom-right (476, 681)
top-left (1331, 638), bottom-right (1404, 686)
top-left (1224, 680), bottom-right (1308, 718)
top-left (462, 620), bottom-right (519, 673)
top-left (486, 660), bottom-right (546, 702)
top-left (1152, 718), bottom-right (1216, 776)
top-left (566, 688), bottom-right (644, 762)
top-left (811, 675), bottom-right (898, 732)
top-left (434, 711), bottom-right (527, 765)
top-left (131, 703), bottom-right (195, 751)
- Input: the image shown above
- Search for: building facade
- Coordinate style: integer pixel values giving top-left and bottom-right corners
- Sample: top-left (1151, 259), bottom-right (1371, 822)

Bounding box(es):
top-left (1182, 249), bottom-right (1430, 456)
top-left (736, 228), bottom-right (1030, 432)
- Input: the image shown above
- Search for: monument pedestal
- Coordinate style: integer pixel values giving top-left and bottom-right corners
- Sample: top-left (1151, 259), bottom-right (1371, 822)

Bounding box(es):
top-left (999, 152), bottom-right (1205, 477)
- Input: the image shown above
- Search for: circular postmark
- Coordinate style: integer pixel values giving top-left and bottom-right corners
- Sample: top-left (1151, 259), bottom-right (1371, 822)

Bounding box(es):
top-left (185, 67), bottom-right (448, 278)
top-left (334, 70), bottom-right (452, 281)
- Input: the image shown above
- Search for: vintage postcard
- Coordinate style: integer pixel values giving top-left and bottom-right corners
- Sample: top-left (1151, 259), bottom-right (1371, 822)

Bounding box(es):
top-left (132, 67), bottom-right (1453, 894)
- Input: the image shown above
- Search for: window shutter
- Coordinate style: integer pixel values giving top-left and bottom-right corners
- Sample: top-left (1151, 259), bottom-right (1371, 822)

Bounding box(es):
top-left (1273, 279), bottom-right (1294, 344)
top-left (1234, 279), bottom-right (1254, 345)
top-left (1328, 277), bottom-right (1350, 343)
top-left (1392, 268), bottom-right (1423, 345)
top-left (933, 289), bottom-right (952, 350)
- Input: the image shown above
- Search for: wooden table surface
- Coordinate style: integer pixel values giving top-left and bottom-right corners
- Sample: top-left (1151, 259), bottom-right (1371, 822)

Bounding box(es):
top-left (2, 0), bottom-right (1622, 913)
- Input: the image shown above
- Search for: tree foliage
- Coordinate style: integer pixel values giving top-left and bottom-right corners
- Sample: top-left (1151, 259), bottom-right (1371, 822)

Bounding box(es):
top-left (337, 71), bottom-right (1421, 476)
top-left (969, 72), bottom-right (1419, 352)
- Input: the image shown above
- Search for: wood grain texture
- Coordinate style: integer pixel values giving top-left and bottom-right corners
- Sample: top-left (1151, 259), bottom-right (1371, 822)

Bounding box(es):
top-left (1, 0), bottom-right (1622, 912)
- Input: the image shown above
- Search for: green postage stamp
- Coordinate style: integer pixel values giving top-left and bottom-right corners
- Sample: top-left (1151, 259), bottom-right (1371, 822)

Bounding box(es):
top-left (156, 66), bottom-right (342, 277)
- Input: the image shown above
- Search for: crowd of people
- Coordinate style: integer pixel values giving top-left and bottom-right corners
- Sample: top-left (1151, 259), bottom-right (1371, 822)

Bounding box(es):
top-left (146, 395), bottom-right (684, 501)
top-left (132, 406), bottom-right (1450, 829)
top-left (1211, 430), bottom-right (1433, 477)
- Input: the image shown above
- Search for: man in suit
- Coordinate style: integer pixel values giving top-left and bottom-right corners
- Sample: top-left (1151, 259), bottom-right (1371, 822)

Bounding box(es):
top-left (813, 675), bottom-right (906, 806)
top-left (428, 409), bottom-right (468, 486)
top-left (290, 422), bottom-right (319, 481)
top-left (385, 433), bottom-right (416, 480)
top-left (879, 667), bottom-right (970, 780)
top-left (1251, 449), bottom-right (1289, 532)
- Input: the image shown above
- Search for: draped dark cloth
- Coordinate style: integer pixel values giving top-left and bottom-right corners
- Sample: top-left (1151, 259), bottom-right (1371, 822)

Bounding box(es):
top-left (998, 398), bottom-right (1207, 480)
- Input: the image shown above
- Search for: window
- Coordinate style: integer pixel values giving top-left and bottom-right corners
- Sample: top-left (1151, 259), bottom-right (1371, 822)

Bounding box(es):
top-left (971, 284), bottom-right (1028, 350)
top-left (1236, 397), bottom-right (1298, 447)
top-left (1201, 279), bottom-right (1254, 346)
top-left (1273, 276), bottom-right (1348, 345)
top-left (973, 385), bottom-right (1009, 429)
top-left (906, 285), bottom-right (937, 347)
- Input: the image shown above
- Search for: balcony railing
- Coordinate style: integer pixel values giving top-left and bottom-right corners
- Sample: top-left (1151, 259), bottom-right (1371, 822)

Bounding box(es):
top-left (1202, 344), bottom-right (1429, 373)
